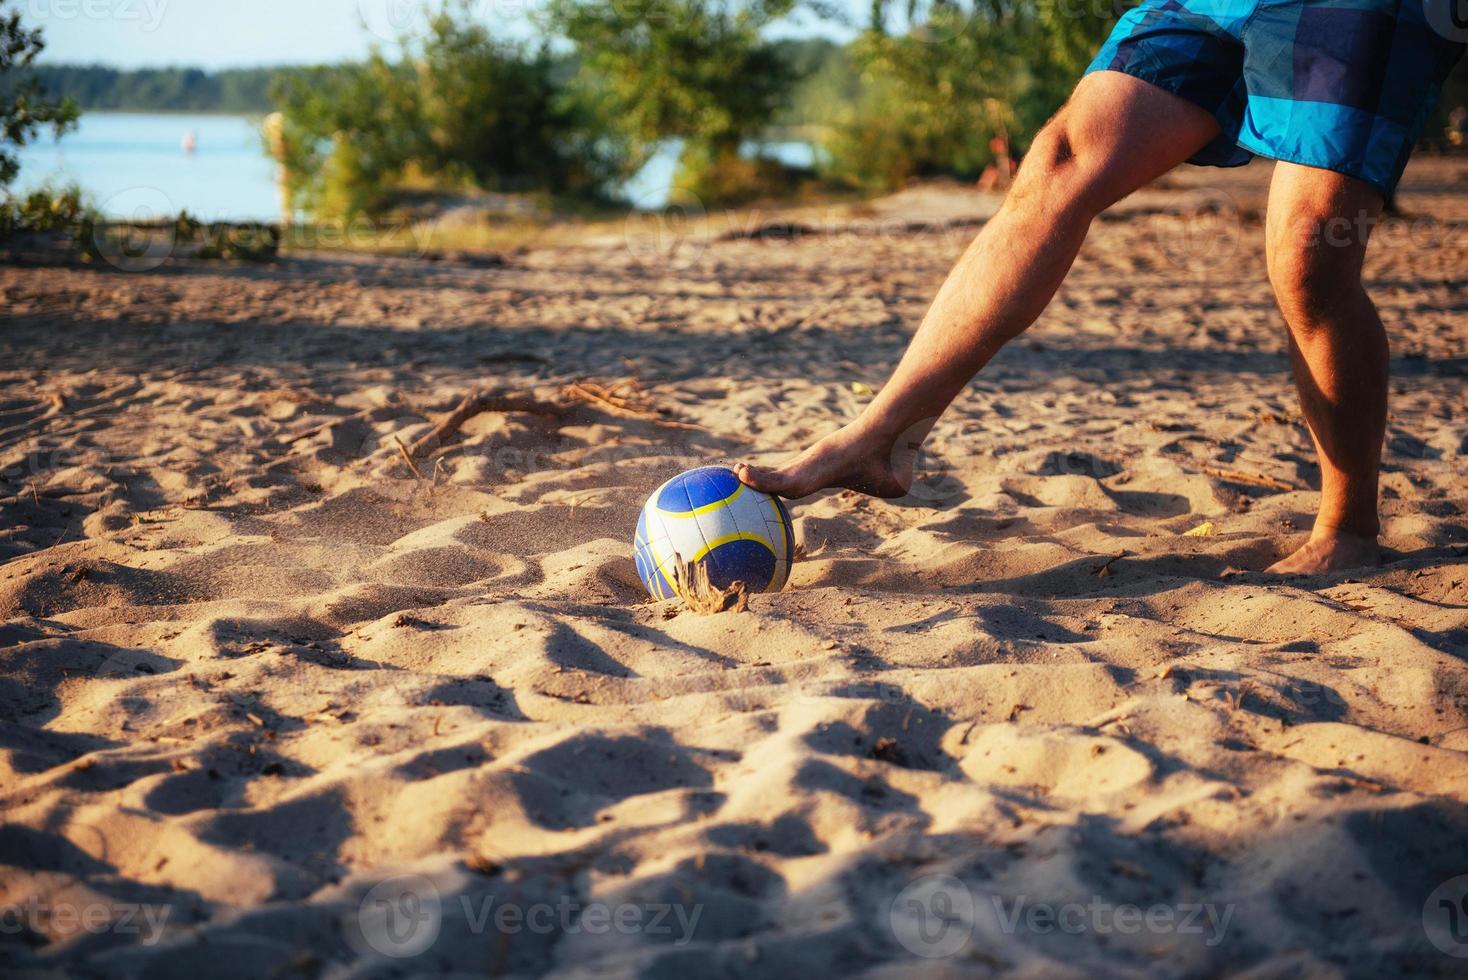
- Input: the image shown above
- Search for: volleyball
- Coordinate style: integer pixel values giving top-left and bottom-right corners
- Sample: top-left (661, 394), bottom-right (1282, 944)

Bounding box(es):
top-left (633, 466), bottom-right (794, 600)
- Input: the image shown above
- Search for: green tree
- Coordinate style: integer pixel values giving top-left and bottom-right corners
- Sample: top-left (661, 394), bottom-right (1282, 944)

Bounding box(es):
top-left (818, 1), bottom-right (1112, 191)
top-left (270, 3), bottom-right (622, 220)
top-left (30, 65), bottom-right (280, 112)
top-left (544, 0), bottom-right (800, 201)
top-left (1, 2), bottom-right (78, 188)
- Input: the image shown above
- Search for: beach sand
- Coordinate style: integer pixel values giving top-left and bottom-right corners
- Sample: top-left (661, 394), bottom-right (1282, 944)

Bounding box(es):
top-left (1, 157), bottom-right (1466, 977)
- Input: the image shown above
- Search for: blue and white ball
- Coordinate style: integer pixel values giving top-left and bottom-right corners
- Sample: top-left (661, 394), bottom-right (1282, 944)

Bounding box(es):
top-left (634, 466), bottom-right (794, 600)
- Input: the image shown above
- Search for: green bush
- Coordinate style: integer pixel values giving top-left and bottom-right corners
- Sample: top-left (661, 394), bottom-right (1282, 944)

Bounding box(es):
top-left (814, 2), bottom-right (1113, 192)
top-left (674, 141), bottom-right (814, 206)
top-left (546, 0), bottom-right (802, 204)
top-left (270, 3), bottom-right (625, 221)
top-left (0, 183), bottom-right (86, 238)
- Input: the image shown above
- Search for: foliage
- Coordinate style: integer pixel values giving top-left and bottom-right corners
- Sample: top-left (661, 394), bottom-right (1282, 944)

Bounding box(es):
top-left (8, 0), bottom-right (1462, 226)
top-left (1428, 55), bottom-right (1468, 145)
top-left (0, 1), bottom-right (78, 188)
top-left (0, 182), bottom-right (85, 238)
top-left (675, 139), bottom-right (814, 205)
top-left (1, 185), bottom-right (278, 265)
top-left (816, 1), bottom-right (1112, 191)
top-left (544, 0), bottom-right (803, 200)
top-left (767, 36), bottom-right (842, 94)
top-left (780, 40), bottom-right (861, 130)
top-left (270, 3), bottom-right (624, 221)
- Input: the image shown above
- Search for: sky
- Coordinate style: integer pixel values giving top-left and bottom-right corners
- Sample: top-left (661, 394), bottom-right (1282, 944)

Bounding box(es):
top-left (31, 0), bottom-right (858, 69)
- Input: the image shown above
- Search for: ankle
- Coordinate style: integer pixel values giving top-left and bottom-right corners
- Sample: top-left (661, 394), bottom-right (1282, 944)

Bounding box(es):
top-left (1310, 519), bottom-right (1378, 543)
top-left (841, 414), bottom-right (902, 450)
top-left (849, 407), bottom-right (937, 450)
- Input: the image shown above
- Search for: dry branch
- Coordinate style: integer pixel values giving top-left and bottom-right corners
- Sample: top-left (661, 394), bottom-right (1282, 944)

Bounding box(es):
top-left (393, 435), bottom-right (425, 480)
top-left (405, 388), bottom-right (571, 461)
top-left (1202, 465), bottom-right (1298, 492)
top-left (282, 406), bottom-right (378, 446)
top-left (563, 379), bottom-right (709, 432)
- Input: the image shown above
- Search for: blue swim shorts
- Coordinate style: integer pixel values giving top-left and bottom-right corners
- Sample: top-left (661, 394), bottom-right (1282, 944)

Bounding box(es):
top-left (1086, 0), bottom-right (1468, 197)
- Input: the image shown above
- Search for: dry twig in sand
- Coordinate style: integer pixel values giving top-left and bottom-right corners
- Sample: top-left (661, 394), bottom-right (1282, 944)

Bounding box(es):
top-left (393, 435), bottom-right (425, 480)
top-left (563, 379), bottom-right (709, 432)
top-left (670, 557), bottom-right (748, 615)
top-left (405, 388), bottom-right (572, 461)
top-left (283, 407), bottom-right (378, 446)
top-left (1202, 465), bottom-right (1297, 492)
top-left (383, 377), bottom-right (702, 476)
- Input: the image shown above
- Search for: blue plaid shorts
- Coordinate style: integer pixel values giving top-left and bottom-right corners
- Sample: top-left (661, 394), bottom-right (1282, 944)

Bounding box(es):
top-left (1087, 0), bottom-right (1468, 197)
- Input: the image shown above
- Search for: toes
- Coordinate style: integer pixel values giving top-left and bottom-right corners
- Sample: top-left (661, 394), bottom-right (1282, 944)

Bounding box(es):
top-left (735, 463), bottom-right (783, 494)
top-left (738, 461), bottom-right (813, 498)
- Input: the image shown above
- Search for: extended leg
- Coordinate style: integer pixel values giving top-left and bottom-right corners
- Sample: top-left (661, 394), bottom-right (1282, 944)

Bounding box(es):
top-left (1263, 163), bottom-right (1386, 574)
top-left (736, 71), bottom-right (1221, 498)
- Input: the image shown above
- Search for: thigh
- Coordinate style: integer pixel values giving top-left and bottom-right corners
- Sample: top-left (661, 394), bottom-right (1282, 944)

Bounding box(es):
top-left (1265, 161), bottom-right (1383, 278)
top-left (1055, 70), bottom-right (1224, 209)
top-left (1085, 0), bottom-right (1251, 170)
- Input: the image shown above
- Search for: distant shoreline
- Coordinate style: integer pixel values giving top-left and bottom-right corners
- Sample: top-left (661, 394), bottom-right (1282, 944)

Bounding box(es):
top-left (30, 63), bottom-right (286, 116)
top-left (57, 108), bottom-right (269, 118)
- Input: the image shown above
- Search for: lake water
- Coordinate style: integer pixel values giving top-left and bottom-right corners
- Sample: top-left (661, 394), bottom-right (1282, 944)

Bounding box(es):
top-left (15, 113), bottom-right (283, 222)
top-left (13, 112), bottom-right (817, 221)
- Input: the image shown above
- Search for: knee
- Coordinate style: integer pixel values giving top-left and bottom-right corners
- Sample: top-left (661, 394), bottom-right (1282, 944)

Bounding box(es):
top-left (1007, 116), bottom-right (1106, 219)
top-left (1266, 226), bottom-right (1367, 330)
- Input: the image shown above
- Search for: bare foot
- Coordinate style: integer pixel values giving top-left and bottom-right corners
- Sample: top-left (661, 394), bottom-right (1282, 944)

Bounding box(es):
top-left (735, 422), bottom-right (915, 499)
top-left (1266, 528), bottom-right (1380, 575)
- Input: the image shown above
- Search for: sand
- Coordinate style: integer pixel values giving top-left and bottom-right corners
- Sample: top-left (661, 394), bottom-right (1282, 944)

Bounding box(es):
top-left (1, 157), bottom-right (1466, 978)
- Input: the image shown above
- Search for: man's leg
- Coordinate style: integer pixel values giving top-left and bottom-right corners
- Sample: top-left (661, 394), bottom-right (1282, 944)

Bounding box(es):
top-left (1262, 163), bottom-right (1386, 574)
top-left (736, 71), bottom-right (1221, 498)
